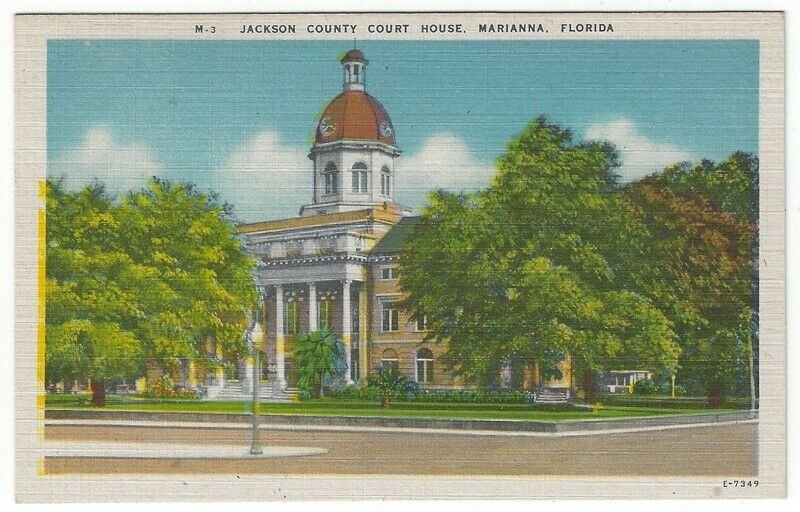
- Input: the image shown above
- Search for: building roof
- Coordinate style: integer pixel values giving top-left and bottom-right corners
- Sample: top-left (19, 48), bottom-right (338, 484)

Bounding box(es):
top-left (369, 216), bottom-right (422, 255)
top-left (237, 206), bottom-right (403, 235)
top-left (315, 91), bottom-right (396, 146)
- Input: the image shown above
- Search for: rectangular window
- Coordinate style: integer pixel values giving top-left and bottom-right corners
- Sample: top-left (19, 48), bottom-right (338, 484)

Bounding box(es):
top-left (381, 173), bottom-right (391, 196)
top-left (416, 360), bottom-right (433, 383)
top-left (324, 173), bottom-right (337, 194)
top-left (381, 267), bottom-right (397, 280)
top-left (415, 315), bottom-right (428, 332)
top-left (351, 170), bottom-right (368, 193)
top-left (285, 301), bottom-right (299, 334)
top-left (351, 304), bottom-right (360, 333)
top-left (318, 299), bottom-right (332, 330)
top-left (350, 349), bottom-right (359, 381)
top-left (381, 302), bottom-right (399, 332)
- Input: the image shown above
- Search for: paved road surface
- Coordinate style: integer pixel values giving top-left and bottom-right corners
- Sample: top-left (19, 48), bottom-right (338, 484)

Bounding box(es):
top-left (43, 422), bottom-right (757, 476)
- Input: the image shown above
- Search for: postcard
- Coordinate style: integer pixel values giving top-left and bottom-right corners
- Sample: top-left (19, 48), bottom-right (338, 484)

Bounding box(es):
top-left (14, 12), bottom-right (785, 501)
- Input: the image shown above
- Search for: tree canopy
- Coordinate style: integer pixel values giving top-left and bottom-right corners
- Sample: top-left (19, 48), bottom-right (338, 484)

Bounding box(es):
top-left (399, 118), bottom-right (681, 391)
top-left (620, 155), bottom-right (758, 401)
top-left (399, 118), bottom-right (757, 403)
top-left (45, 178), bottom-right (257, 404)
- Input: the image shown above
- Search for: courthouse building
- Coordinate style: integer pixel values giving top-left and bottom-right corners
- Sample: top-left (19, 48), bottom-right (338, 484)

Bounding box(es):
top-left (207, 49), bottom-right (571, 400)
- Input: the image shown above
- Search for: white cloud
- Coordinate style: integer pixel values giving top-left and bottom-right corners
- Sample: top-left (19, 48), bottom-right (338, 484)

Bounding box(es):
top-left (585, 118), bottom-right (694, 182)
top-left (220, 131), bottom-right (495, 221)
top-left (394, 133), bottom-right (496, 209)
top-left (48, 128), bottom-right (162, 195)
top-left (216, 131), bottom-right (310, 222)
top-left (48, 128), bottom-right (498, 222)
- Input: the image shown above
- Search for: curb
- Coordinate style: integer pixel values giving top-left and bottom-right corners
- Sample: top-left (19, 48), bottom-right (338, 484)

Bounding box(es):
top-left (44, 409), bottom-right (757, 433)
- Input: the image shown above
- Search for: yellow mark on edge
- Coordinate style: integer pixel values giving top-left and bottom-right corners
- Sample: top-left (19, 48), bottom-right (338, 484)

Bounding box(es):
top-left (37, 181), bottom-right (46, 419)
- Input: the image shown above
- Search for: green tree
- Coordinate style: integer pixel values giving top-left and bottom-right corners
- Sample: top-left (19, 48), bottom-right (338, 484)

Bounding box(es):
top-left (621, 158), bottom-right (757, 405)
top-left (293, 328), bottom-right (347, 397)
top-left (45, 180), bottom-right (146, 405)
top-left (399, 118), bottom-right (680, 398)
top-left (45, 178), bottom-right (257, 405)
top-left (115, 178), bottom-right (257, 374)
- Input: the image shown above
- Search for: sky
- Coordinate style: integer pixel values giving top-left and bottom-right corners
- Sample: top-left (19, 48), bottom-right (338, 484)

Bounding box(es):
top-left (46, 39), bottom-right (759, 222)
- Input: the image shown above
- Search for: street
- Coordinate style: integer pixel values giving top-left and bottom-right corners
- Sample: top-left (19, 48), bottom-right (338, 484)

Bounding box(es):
top-left (42, 422), bottom-right (758, 476)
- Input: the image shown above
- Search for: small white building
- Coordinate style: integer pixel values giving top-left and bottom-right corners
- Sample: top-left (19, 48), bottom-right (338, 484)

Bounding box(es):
top-left (605, 370), bottom-right (652, 394)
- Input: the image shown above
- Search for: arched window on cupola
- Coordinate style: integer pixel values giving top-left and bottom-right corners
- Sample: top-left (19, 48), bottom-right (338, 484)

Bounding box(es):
top-left (380, 165), bottom-right (391, 196)
top-left (323, 161), bottom-right (338, 194)
top-left (351, 162), bottom-right (369, 193)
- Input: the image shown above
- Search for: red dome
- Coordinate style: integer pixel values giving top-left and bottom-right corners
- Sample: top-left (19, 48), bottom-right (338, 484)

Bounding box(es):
top-left (315, 91), bottom-right (396, 146)
top-left (341, 49), bottom-right (367, 62)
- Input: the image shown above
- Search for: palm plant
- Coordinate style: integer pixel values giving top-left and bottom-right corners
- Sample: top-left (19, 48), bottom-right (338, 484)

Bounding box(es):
top-left (293, 328), bottom-right (347, 397)
top-left (370, 365), bottom-right (417, 408)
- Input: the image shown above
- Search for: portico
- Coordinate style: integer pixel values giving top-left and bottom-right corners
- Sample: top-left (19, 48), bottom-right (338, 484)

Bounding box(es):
top-left (262, 277), bottom-right (367, 390)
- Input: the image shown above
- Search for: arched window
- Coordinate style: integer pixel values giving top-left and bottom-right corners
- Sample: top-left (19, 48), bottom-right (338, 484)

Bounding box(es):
top-left (380, 165), bottom-right (391, 196)
top-left (381, 349), bottom-right (399, 376)
top-left (323, 162), bottom-right (338, 194)
top-left (351, 162), bottom-right (369, 193)
top-left (416, 348), bottom-right (434, 384)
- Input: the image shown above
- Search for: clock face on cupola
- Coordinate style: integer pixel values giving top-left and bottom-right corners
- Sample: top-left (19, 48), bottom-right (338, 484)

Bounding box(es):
top-left (319, 117), bottom-right (335, 137)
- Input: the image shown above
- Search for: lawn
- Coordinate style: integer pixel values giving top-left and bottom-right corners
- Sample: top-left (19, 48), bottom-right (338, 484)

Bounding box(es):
top-left (45, 394), bottom-right (732, 422)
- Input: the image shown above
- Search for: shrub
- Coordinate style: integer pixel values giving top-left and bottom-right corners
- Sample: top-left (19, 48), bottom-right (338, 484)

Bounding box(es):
top-left (328, 385), bottom-right (537, 405)
top-left (598, 394), bottom-right (750, 409)
top-left (368, 366), bottom-right (418, 407)
top-left (633, 378), bottom-right (661, 395)
top-left (139, 375), bottom-right (200, 399)
top-left (412, 388), bottom-right (534, 404)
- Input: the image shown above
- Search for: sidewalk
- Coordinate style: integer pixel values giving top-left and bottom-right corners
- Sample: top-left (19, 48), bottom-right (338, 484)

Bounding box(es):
top-left (45, 408), bottom-right (758, 435)
top-left (42, 440), bottom-right (327, 459)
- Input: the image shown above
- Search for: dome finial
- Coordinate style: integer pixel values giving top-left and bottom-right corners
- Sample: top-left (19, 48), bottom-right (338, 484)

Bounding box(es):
top-left (341, 49), bottom-right (367, 92)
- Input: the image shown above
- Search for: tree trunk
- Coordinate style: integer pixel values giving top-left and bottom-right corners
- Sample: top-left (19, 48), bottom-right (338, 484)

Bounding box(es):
top-left (91, 380), bottom-right (106, 407)
top-left (568, 354), bottom-right (576, 398)
top-left (318, 374), bottom-right (324, 398)
top-left (707, 385), bottom-right (722, 408)
top-left (582, 369), bottom-right (595, 404)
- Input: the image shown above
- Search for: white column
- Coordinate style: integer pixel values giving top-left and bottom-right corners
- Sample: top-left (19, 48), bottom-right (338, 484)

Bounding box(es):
top-left (274, 284), bottom-right (287, 390)
top-left (359, 279), bottom-right (369, 382)
top-left (308, 282), bottom-right (318, 332)
top-left (342, 280), bottom-right (353, 384)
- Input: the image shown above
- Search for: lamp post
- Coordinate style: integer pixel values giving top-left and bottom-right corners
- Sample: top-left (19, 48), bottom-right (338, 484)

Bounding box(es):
top-left (249, 294), bottom-right (263, 456)
top-left (249, 347), bottom-right (262, 455)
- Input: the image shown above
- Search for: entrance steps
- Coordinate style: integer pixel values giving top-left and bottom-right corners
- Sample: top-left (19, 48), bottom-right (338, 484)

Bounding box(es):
top-left (534, 387), bottom-right (571, 404)
top-left (204, 381), bottom-right (297, 403)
